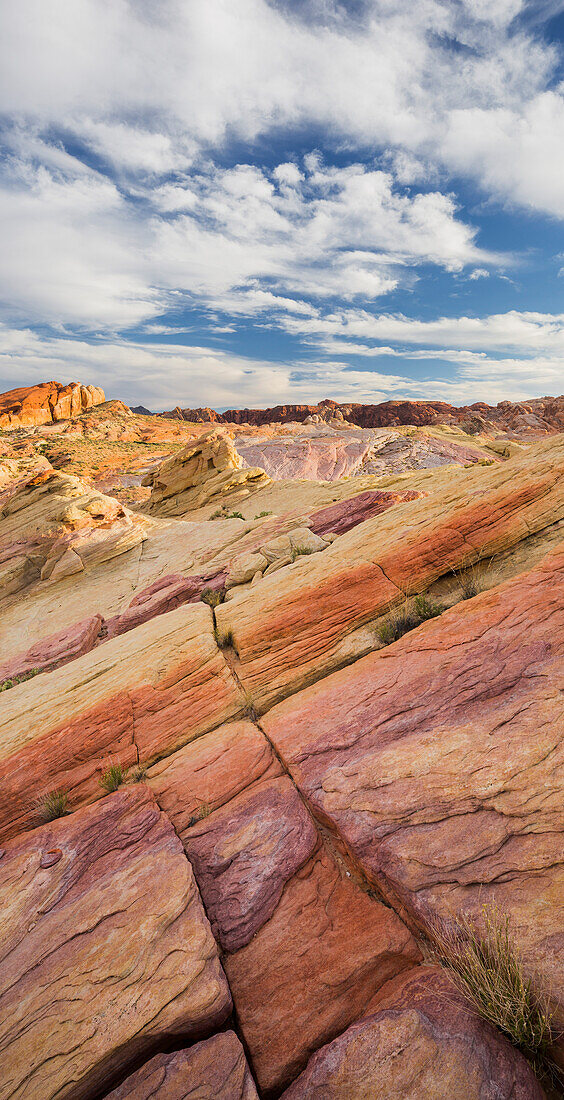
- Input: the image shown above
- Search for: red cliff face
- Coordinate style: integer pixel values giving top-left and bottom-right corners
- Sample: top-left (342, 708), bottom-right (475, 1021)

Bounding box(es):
top-left (0, 381), bottom-right (106, 429)
top-left (161, 395), bottom-right (564, 434)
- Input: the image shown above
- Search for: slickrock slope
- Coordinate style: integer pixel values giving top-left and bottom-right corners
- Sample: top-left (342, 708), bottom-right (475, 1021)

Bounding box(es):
top-left (104, 1033), bottom-right (259, 1099)
top-left (262, 545), bottom-right (564, 1020)
top-left (0, 787), bottom-right (231, 1100)
top-left (0, 381), bottom-right (105, 429)
top-left (1, 387), bottom-right (563, 1099)
top-left (0, 604), bottom-right (244, 842)
top-left (216, 436), bottom-right (564, 708)
top-left (281, 967), bottom-right (544, 1099)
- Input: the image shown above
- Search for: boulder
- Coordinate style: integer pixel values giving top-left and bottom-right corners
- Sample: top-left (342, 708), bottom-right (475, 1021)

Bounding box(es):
top-left (0, 787), bottom-right (231, 1100)
top-left (104, 1032), bottom-right (259, 1099)
top-left (280, 967), bottom-right (544, 1100)
top-left (142, 429), bottom-right (270, 516)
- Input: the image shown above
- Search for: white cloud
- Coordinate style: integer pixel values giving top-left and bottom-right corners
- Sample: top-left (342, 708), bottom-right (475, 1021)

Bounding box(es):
top-left (0, 319), bottom-right (561, 412)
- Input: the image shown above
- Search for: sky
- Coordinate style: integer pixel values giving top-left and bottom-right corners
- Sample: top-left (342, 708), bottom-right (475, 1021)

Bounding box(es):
top-left (1, 0), bottom-right (564, 411)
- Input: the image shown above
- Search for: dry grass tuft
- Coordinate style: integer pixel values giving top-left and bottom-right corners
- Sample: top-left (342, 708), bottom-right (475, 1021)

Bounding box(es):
top-left (38, 790), bottom-right (69, 822)
top-left (99, 762), bottom-right (126, 793)
top-left (430, 905), bottom-right (558, 1082)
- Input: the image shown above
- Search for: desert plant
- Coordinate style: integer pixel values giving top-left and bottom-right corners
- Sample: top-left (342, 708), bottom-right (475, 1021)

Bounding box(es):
top-left (225, 511), bottom-right (244, 520)
top-left (291, 546), bottom-right (314, 562)
top-left (129, 763), bottom-right (148, 783)
top-left (413, 594), bottom-right (444, 620)
top-left (254, 510), bottom-right (272, 518)
top-left (187, 801), bottom-right (212, 827)
top-left (0, 668), bottom-right (41, 692)
top-left (38, 790), bottom-right (69, 822)
top-left (99, 762), bottom-right (126, 792)
top-left (455, 563), bottom-right (483, 600)
top-left (377, 603), bottom-right (420, 645)
top-left (200, 587), bottom-right (225, 608)
top-left (430, 905), bottom-right (556, 1079)
top-left (214, 626), bottom-right (234, 648)
top-left (210, 508), bottom-right (225, 519)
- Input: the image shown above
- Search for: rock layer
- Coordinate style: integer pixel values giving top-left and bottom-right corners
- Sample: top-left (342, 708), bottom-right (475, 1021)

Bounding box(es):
top-left (0, 787), bottom-right (231, 1100)
top-left (262, 544), bottom-right (564, 1020)
top-left (143, 429), bottom-right (270, 516)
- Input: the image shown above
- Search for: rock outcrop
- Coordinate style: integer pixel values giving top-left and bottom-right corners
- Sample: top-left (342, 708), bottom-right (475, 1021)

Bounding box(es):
top-left (281, 967), bottom-right (544, 1099)
top-left (142, 429), bottom-right (271, 516)
top-left (104, 1032), bottom-right (259, 1099)
top-left (0, 381), bottom-right (105, 429)
top-left (0, 787), bottom-right (231, 1100)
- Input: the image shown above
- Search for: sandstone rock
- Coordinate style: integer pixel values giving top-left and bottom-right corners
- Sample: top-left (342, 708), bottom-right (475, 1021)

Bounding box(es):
top-left (281, 967), bottom-right (544, 1100)
top-left (0, 614), bottom-right (103, 682)
top-left (309, 488), bottom-right (424, 538)
top-left (0, 603), bottom-right (243, 842)
top-left (0, 381), bottom-right (105, 430)
top-left (0, 787), bottom-right (231, 1100)
top-left (182, 776), bottom-right (319, 952)
top-left (105, 569), bottom-right (228, 639)
top-left (224, 846), bottom-right (421, 1093)
top-left (227, 551), bottom-right (267, 587)
top-left (288, 527), bottom-right (327, 554)
top-left (104, 1032), bottom-right (259, 1099)
top-left (262, 545), bottom-right (564, 1024)
top-left (142, 429), bottom-right (270, 516)
top-left (148, 719), bottom-right (283, 832)
top-left (215, 437), bottom-right (564, 708)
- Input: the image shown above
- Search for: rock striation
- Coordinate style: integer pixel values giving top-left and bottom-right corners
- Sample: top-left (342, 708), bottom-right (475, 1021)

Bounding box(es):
top-left (104, 1032), bottom-right (259, 1099)
top-left (0, 787), bottom-right (231, 1100)
top-left (142, 429), bottom-right (270, 516)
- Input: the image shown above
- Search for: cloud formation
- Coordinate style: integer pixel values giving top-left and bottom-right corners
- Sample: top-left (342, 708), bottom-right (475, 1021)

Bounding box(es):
top-left (0, 0), bottom-right (563, 406)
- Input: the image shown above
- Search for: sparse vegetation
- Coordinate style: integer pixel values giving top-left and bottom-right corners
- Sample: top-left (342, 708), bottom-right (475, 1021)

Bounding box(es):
top-left (99, 762), bottom-right (126, 792)
top-left (210, 508), bottom-right (224, 519)
top-left (254, 510), bottom-right (272, 518)
top-left (200, 587), bottom-right (226, 608)
top-left (129, 764), bottom-right (148, 783)
top-left (1, 668), bottom-right (40, 692)
top-left (454, 559), bottom-right (495, 601)
top-left (377, 594), bottom-right (445, 645)
top-left (430, 905), bottom-right (558, 1084)
top-left (187, 802), bottom-right (212, 827)
top-left (226, 511), bottom-right (244, 520)
top-left (214, 626), bottom-right (234, 648)
top-left (210, 509), bottom-right (244, 520)
top-left (38, 790), bottom-right (69, 822)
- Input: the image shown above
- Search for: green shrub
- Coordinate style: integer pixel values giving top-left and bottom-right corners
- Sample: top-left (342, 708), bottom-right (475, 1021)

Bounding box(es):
top-left (201, 587), bottom-right (225, 608)
top-left (226, 511), bottom-right (244, 520)
top-left (1, 668), bottom-right (41, 692)
top-left (99, 762), bottom-right (126, 792)
top-left (377, 594), bottom-right (444, 646)
top-left (254, 510), bottom-right (272, 518)
top-left (38, 790), bottom-right (69, 822)
top-left (413, 594), bottom-right (444, 620)
top-left (430, 905), bottom-right (557, 1083)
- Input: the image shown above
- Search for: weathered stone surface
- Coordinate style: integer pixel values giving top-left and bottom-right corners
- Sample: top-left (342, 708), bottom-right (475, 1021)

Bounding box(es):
top-left (143, 429), bottom-right (270, 516)
top-left (0, 613), bottom-right (103, 681)
top-left (216, 437), bottom-right (564, 708)
top-left (148, 719), bottom-right (282, 833)
top-left (224, 846), bottom-right (421, 1093)
top-left (104, 1033), bottom-right (259, 1099)
top-left (309, 488), bottom-right (424, 538)
top-left (0, 787), bottom-right (232, 1100)
top-left (183, 776), bottom-right (319, 952)
top-left (280, 966), bottom-right (544, 1100)
top-left (262, 545), bottom-right (564, 1018)
top-left (105, 569), bottom-right (228, 638)
top-left (0, 380), bottom-right (105, 430)
top-left (0, 604), bottom-right (243, 842)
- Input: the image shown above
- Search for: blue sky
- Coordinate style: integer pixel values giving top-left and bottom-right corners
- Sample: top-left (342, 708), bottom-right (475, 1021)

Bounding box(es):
top-left (0, 0), bottom-right (563, 410)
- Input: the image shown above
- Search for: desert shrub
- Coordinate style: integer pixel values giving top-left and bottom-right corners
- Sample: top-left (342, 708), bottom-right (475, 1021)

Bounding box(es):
top-left (129, 764), bottom-right (148, 783)
top-left (430, 905), bottom-right (557, 1081)
top-left (214, 626), bottom-right (234, 648)
top-left (291, 547), bottom-right (314, 562)
top-left (226, 511), bottom-right (244, 520)
top-left (99, 762), bottom-right (126, 792)
top-left (377, 604), bottom-right (420, 645)
top-left (413, 594), bottom-right (444, 620)
top-left (254, 510), bottom-right (272, 518)
top-left (187, 802), bottom-right (212, 827)
top-left (38, 790), bottom-right (69, 822)
top-left (1, 668), bottom-right (41, 692)
top-left (210, 508), bottom-right (224, 519)
top-left (200, 587), bottom-right (225, 608)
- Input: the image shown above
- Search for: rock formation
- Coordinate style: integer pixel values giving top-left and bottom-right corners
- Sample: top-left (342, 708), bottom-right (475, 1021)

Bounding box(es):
top-left (0, 380), bottom-right (105, 429)
top-left (0, 384), bottom-right (563, 1098)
